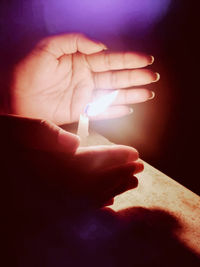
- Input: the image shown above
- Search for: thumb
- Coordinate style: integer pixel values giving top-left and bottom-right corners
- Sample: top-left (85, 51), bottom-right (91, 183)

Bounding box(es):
top-left (36, 33), bottom-right (107, 58)
top-left (0, 115), bottom-right (80, 155)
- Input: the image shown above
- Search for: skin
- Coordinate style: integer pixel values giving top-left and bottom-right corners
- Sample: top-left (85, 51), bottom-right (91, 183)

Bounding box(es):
top-left (1, 33), bottom-right (158, 212)
top-left (0, 32), bottom-right (162, 266)
top-left (0, 115), bottom-right (143, 209)
top-left (11, 33), bottom-right (159, 125)
top-left (1, 116), bottom-right (143, 265)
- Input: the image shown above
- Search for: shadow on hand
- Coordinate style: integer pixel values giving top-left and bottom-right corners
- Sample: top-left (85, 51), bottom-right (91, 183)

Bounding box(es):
top-left (1, 149), bottom-right (200, 267)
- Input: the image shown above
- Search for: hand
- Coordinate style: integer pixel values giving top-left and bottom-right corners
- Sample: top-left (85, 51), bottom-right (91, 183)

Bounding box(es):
top-left (0, 115), bottom-right (143, 215)
top-left (11, 33), bottom-right (159, 125)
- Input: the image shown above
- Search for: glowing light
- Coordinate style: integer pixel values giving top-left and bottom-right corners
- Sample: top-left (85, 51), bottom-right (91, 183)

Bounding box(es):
top-left (43, 0), bottom-right (172, 36)
top-left (77, 90), bottom-right (118, 146)
top-left (86, 90), bottom-right (118, 117)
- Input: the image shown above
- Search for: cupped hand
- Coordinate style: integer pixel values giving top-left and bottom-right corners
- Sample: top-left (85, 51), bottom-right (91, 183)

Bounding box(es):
top-left (0, 115), bottom-right (143, 212)
top-left (11, 33), bottom-right (159, 125)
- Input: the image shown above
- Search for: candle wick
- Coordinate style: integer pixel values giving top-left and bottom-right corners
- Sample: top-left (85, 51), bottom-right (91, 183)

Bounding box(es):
top-left (84, 104), bottom-right (90, 116)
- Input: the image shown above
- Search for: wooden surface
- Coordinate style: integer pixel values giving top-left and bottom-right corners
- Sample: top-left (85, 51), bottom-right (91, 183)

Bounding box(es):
top-left (113, 161), bottom-right (200, 255)
top-left (87, 132), bottom-right (200, 257)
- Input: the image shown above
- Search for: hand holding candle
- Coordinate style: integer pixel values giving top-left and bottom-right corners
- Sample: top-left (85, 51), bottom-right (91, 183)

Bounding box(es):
top-left (0, 115), bottom-right (143, 209)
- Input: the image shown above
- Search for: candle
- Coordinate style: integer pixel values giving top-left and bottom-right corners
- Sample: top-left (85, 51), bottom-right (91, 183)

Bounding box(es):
top-left (77, 90), bottom-right (119, 146)
top-left (77, 113), bottom-right (89, 146)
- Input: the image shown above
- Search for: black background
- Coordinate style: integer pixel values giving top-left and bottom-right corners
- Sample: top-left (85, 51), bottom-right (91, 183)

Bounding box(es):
top-left (0, 0), bottom-right (199, 194)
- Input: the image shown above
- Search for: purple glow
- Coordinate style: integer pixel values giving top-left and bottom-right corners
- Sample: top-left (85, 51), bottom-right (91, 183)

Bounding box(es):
top-left (43, 0), bottom-right (171, 35)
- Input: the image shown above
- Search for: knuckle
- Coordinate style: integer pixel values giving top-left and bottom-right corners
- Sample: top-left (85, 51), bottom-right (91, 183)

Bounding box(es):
top-left (39, 119), bottom-right (54, 131)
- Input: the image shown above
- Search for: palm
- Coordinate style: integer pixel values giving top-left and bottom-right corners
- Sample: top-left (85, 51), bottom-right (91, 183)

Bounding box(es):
top-left (12, 51), bottom-right (94, 125)
top-left (12, 34), bottom-right (158, 125)
top-left (52, 53), bottom-right (95, 124)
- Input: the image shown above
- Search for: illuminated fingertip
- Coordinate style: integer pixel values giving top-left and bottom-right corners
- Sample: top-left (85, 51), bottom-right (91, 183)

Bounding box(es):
top-left (148, 55), bottom-right (154, 65)
top-left (156, 72), bottom-right (160, 81)
top-left (148, 91), bottom-right (155, 100)
top-left (152, 72), bottom-right (160, 82)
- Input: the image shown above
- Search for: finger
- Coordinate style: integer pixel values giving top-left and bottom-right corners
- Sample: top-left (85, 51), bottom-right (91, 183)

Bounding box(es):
top-left (86, 51), bottom-right (154, 72)
top-left (93, 163), bottom-right (141, 203)
top-left (93, 88), bottom-right (155, 105)
top-left (75, 145), bottom-right (139, 172)
top-left (107, 175), bottom-right (139, 198)
top-left (75, 163), bottom-right (139, 207)
top-left (97, 177), bottom-right (138, 208)
top-left (94, 163), bottom-right (138, 192)
top-left (93, 69), bottom-right (160, 89)
top-left (115, 88), bottom-right (155, 104)
top-left (0, 115), bottom-right (80, 155)
top-left (132, 159), bottom-right (144, 174)
top-left (90, 105), bottom-right (133, 120)
top-left (103, 198), bottom-right (114, 206)
top-left (36, 33), bottom-right (107, 58)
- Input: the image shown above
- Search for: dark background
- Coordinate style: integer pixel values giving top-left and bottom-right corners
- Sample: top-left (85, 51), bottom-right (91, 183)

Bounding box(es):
top-left (0, 0), bottom-right (199, 194)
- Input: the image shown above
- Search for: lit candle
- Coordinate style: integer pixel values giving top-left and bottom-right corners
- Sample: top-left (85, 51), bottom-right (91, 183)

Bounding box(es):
top-left (77, 90), bottom-right (119, 146)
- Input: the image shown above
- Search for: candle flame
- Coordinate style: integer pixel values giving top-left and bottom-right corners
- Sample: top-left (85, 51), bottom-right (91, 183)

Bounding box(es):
top-left (86, 90), bottom-right (118, 117)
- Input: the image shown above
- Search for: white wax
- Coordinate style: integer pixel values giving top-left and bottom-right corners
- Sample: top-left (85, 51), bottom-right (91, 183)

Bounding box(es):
top-left (77, 114), bottom-right (89, 146)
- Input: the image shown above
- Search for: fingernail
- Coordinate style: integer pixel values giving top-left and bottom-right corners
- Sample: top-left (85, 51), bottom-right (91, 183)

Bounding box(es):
top-left (152, 72), bottom-right (160, 82)
top-left (148, 55), bottom-right (154, 65)
top-left (148, 91), bottom-right (155, 100)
